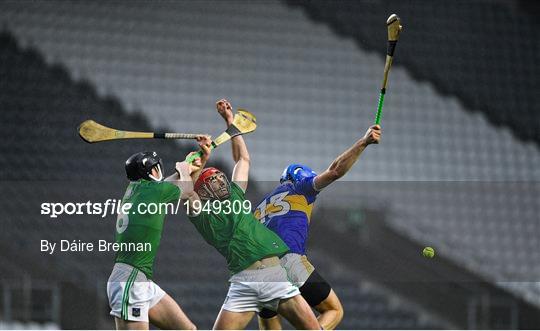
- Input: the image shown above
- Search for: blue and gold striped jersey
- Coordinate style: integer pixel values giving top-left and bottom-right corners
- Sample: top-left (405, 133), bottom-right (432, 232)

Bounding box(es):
top-left (254, 177), bottom-right (319, 255)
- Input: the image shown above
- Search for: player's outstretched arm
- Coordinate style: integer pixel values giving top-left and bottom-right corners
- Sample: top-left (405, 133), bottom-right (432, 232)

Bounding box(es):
top-left (313, 125), bottom-right (381, 190)
top-left (216, 99), bottom-right (250, 192)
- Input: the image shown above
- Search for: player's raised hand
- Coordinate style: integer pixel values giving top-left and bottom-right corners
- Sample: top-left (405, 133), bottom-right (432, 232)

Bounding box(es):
top-left (175, 161), bottom-right (193, 177)
top-left (363, 125), bottom-right (381, 145)
top-left (196, 135), bottom-right (213, 162)
top-left (216, 99), bottom-right (234, 125)
top-left (185, 152), bottom-right (203, 175)
top-left (184, 136), bottom-right (213, 174)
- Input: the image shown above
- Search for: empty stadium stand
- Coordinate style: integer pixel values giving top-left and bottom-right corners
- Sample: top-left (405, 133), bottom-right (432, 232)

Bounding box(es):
top-left (0, 0), bottom-right (539, 328)
top-left (0, 31), bottom-right (446, 329)
top-left (288, 0), bottom-right (540, 144)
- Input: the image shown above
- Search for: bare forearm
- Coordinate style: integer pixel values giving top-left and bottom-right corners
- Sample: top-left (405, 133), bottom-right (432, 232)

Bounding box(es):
top-left (231, 135), bottom-right (250, 163)
top-left (327, 138), bottom-right (367, 178)
top-left (190, 170), bottom-right (201, 184)
top-left (216, 98), bottom-right (250, 187)
top-left (164, 173), bottom-right (179, 182)
top-left (315, 125), bottom-right (380, 190)
top-left (166, 162), bottom-right (194, 199)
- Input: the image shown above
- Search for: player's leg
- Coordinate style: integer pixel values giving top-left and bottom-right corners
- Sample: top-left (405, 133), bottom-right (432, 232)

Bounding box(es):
top-left (257, 308), bottom-right (282, 330)
top-left (114, 318), bottom-right (149, 330)
top-left (108, 264), bottom-right (152, 330)
top-left (213, 275), bottom-right (261, 330)
top-left (149, 293), bottom-right (196, 330)
top-left (257, 264), bottom-right (320, 330)
top-left (313, 289), bottom-right (343, 330)
top-left (258, 286), bottom-right (342, 330)
top-left (299, 269), bottom-right (342, 330)
top-left (276, 294), bottom-right (320, 330)
top-left (213, 309), bottom-right (255, 330)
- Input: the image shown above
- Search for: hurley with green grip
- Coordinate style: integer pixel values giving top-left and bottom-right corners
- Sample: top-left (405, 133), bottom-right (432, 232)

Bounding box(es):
top-left (186, 109), bottom-right (257, 163)
top-left (375, 14), bottom-right (403, 125)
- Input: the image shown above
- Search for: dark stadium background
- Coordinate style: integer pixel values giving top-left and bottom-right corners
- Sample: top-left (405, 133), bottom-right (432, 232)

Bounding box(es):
top-left (0, 0), bottom-right (539, 329)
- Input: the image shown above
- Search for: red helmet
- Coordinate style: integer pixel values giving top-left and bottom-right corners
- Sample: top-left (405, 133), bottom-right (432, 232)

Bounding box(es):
top-left (195, 167), bottom-right (231, 200)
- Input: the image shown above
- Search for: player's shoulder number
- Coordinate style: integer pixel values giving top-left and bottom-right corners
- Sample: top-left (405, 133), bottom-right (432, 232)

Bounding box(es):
top-left (116, 185), bottom-right (135, 234)
top-left (254, 191), bottom-right (290, 224)
top-left (116, 211), bottom-right (129, 234)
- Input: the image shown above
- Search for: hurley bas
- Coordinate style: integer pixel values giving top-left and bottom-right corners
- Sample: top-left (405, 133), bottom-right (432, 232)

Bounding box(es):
top-left (41, 239), bottom-right (151, 255)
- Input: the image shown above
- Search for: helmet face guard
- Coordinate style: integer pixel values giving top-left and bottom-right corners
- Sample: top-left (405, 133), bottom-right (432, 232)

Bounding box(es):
top-left (280, 164), bottom-right (317, 184)
top-left (125, 151), bottom-right (164, 182)
top-left (148, 163), bottom-right (163, 181)
top-left (195, 168), bottom-right (231, 201)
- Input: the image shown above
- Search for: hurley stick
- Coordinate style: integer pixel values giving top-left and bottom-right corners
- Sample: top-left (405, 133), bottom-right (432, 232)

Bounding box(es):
top-left (374, 14), bottom-right (403, 125)
top-left (78, 120), bottom-right (208, 143)
top-left (186, 109), bottom-right (257, 163)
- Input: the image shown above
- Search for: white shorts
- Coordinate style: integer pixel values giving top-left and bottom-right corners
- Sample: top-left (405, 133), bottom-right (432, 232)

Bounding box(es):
top-left (280, 253), bottom-right (315, 287)
top-left (107, 263), bottom-right (166, 322)
top-left (222, 264), bottom-right (300, 313)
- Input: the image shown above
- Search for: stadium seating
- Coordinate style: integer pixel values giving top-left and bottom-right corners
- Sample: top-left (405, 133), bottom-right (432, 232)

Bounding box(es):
top-left (0, 31), bottom-right (442, 329)
top-left (0, 0), bottom-right (538, 327)
top-left (287, 0), bottom-right (540, 144)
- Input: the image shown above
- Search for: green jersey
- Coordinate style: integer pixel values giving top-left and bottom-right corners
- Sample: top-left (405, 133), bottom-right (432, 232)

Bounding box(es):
top-left (188, 182), bottom-right (289, 274)
top-left (115, 180), bottom-right (180, 279)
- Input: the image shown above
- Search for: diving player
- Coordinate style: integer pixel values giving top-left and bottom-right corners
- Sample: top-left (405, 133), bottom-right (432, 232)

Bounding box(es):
top-left (184, 99), bottom-right (320, 330)
top-left (255, 124), bottom-right (382, 329)
top-left (107, 146), bottom-right (207, 330)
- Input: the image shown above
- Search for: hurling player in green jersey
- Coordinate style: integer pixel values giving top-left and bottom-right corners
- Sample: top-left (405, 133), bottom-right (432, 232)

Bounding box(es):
top-left (184, 99), bottom-right (320, 330)
top-left (107, 145), bottom-right (207, 330)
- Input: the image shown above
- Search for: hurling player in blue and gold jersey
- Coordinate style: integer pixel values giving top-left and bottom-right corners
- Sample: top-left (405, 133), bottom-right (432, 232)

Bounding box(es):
top-left (255, 124), bottom-right (381, 330)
